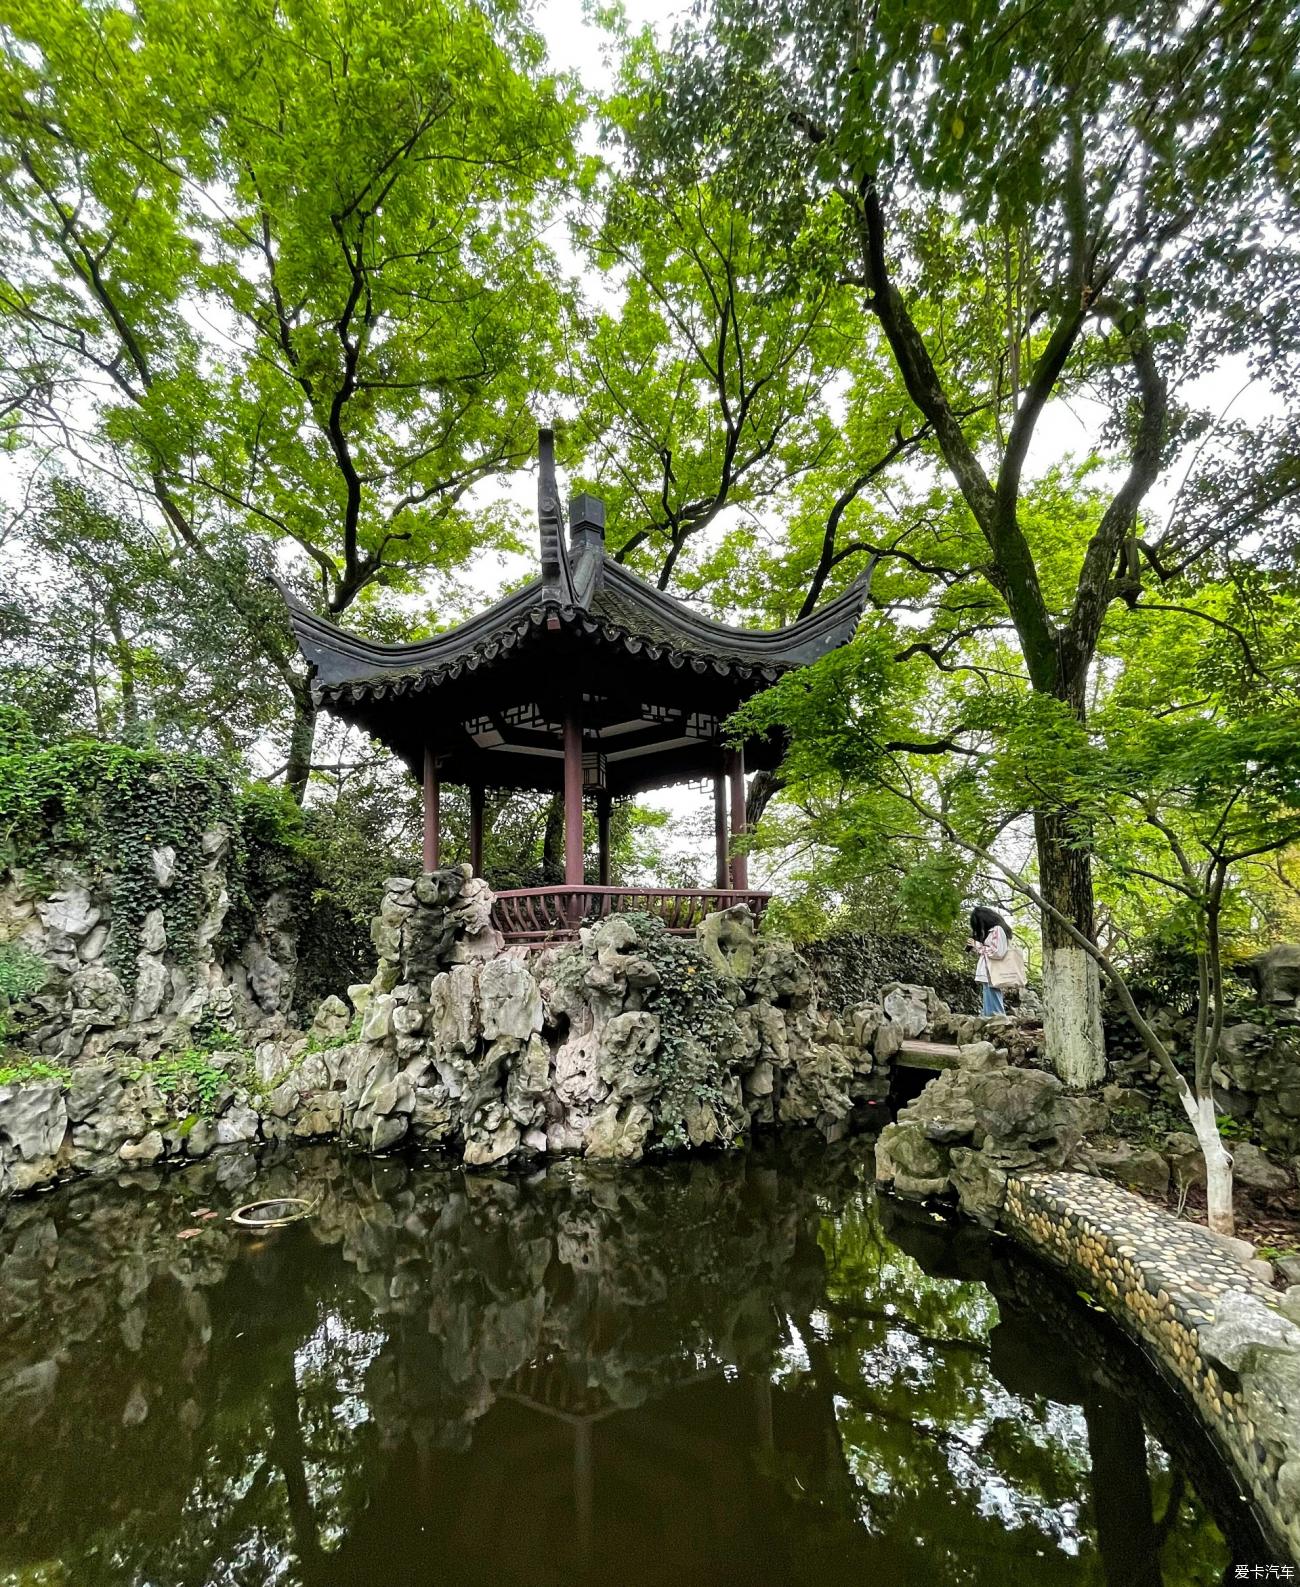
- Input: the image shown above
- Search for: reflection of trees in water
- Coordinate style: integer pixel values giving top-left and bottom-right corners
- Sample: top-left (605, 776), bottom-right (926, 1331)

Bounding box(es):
top-left (0, 1142), bottom-right (1243, 1587)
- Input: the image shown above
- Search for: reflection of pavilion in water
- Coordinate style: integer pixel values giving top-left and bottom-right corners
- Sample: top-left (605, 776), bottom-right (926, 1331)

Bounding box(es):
top-left (0, 1145), bottom-right (1262, 1587)
top-left (495, 1357), bottom-right (777, 1565)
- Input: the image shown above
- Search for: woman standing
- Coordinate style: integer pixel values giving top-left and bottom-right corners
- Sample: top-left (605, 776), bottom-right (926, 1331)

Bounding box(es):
top-left (968, 906), bottom-right (1015, 1015)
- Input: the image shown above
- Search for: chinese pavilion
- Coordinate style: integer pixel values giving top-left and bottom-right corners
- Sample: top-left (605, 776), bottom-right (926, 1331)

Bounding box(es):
top-left (278, 430), bottom-right (869, 941)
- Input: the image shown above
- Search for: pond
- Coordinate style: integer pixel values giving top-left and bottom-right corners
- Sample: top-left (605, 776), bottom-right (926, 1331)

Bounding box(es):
top-left (0, 1138), bottom-right (1264, 1586)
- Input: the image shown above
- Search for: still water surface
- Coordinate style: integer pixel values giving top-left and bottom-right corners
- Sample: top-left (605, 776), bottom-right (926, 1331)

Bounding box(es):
top-left (0, 1139), bottom-right (1262, 1586)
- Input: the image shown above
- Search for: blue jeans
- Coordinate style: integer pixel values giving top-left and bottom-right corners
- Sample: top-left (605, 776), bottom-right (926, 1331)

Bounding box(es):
top-left (981, 983), bottom-right (1005, 1016)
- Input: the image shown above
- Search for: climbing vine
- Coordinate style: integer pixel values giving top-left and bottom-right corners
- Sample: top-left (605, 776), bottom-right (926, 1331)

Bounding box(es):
top-left (619, 914), bottom-right (744, 1151)
top-left (0, 941), bottom-right (47, 1052)
top-left (0, 716), bottom-right (314, 995)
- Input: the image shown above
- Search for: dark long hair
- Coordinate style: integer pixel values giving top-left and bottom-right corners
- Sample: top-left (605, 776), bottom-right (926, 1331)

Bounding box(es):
top-left (969, 906), bottom-right (1011, 943)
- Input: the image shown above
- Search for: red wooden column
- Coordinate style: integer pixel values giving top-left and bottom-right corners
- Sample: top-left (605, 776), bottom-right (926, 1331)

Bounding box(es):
top-left (563, 709), bottom-right (584, 885)
top-left (469, 783), bottom-right (485, 876)
top-left (596, 792), bottom-right (612, 886)
top-left (714, 763), bottom-right (730, 889)
top-left (726, 745), bottom-right (748, 890)
top-left (422, 747), bottom-right (440, 872)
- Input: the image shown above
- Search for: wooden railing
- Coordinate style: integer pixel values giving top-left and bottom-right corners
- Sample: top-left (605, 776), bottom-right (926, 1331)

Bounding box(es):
top-left (491, 886), bottom-right (771, 944)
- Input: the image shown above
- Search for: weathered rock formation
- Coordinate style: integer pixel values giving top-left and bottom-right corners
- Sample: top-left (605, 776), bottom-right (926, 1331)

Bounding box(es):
top-left (1, 836), bottom-right (301, 1063)
top-left (874, 1046), bottom-right (1105, 1224)
top-left (0, 871), bottom-right (919, 1198)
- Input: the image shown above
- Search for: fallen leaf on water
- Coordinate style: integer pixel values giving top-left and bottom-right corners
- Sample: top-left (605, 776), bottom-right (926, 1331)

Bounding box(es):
top-left (195, 1210), bottom-right (219, 1221)
top-left (177, 1228), bottom-right (203, 1240)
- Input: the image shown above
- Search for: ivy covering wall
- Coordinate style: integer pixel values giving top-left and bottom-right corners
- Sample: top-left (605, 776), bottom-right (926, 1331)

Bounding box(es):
top-left (0, 708), bottom-right (370, 1009)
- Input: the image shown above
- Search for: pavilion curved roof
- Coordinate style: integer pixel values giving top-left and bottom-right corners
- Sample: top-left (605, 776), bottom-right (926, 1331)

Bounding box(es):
top-left (284, 554), bottom-right (869, 709)
top-left (275, 430), bottom-right (871, 795)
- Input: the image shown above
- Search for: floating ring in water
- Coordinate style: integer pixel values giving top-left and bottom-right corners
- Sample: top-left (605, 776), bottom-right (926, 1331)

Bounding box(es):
top-left (229, 1197), bottom-right (316, 1229)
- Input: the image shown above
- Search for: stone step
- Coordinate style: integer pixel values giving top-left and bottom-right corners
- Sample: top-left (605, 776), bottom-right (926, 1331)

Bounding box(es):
top-left (896, 1039), bottom-right (963, 1070)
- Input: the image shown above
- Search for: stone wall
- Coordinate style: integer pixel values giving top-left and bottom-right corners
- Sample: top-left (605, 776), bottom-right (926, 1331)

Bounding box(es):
top-left (1105, 944), bottom-right (1300, 1161)
top-left (806, 932), bottom-right (982, 1015)
top-left (1004, 1172), bottom-right (1300, 1565)
top-left (1, 836), bottom-right (301, 1063)
top-left (0, 869), bottom-right (962, 1199)
top-left (873, 1043), bottom-right (1105, 1223)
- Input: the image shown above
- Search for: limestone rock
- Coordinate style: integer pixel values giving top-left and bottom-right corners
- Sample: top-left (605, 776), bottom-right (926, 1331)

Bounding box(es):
top-left (875, 1121), bottom-right (949, 1188)
top-left (479, 958), bottom-right (543, 1042)
top-left (554, 1031), bottom-right (607, 1113)
top-left (309, 995), bottom-right (352, 1042)
top-left (948, 1146), bottom-right (1019, 1224)
top-left (1231, 1141), bottom-right (1292, 1193)
top-left (368, 1071), bottom-right (416, 1118)
top-left (1101, 1083), bottom-right (1151, 1114)
top-left (216, 1106), bottom-right (260, 1145)
top-left (1091, 1143), bottom-right (1170, 1197)
top-left (585, 1101), bottom-right (652, 1161)
top-left (505, 1034), bottom-right (552, 1127)
top-left (130, 954), bottom-right (170, 1022)
top-left (881, 983), bottom-right (933, 1039)
top-left (1250, 944), bottom-right (1300, 1007)
top-left (69, 966), bottom-right (129, 1024)
top-left (873, 1019), bottom-right (903, 1062)
top-left (599, 1010), bottom-right (660, 1067)
top-left (581, 916), bottom-right (639, 956)
top-left (448, 875), bottom-right (495, 937)
top-left (956, 1040), bottom-right (1006, 1072)
top-left (41, 887), bottom-right (100, 945)
top-left (850, 1001), bottom-right (884, 1050)
top-left (150, 846), bottom-right (177, 888)
top-left (697, 906), bottom-right (757, 981)
top-left (463, 1113), bottom-right (519, 1167)
top-left (361, 993), bottom-right (396, 1044)
top-left (744, 1060), bottom-right (774, 1098)
top-left (875, 1065), bottom-right (1093, 1213)
top-left (1163, 1132), bottom-right (1208, 1189)
top-left (370, 1113), bottom-right (409, 1153)
top-left (684, 1098), bottom-right (721, 1148)
top-left (401, 903), bottom-right (458, 980)
top-left (1201, 1289), bottom-right (1300, 1373)
top-left (201, 825), bottom-right (230, 862)
top-left (0, 1081), bottom-right (68, 1161)
top-left (118, 1131), bottom-right (164, 1165)
top-left (752, 939), bottom-right (813, 1009)
top-left (253, 927), bottom-right (298, 1012)
top-left (65, 1064), bottom-right (125, 1124)
top-left (140, 909), bottom-right (167, 955)
top-left (429, 965), bottom-right (480, 1056)
top-left (414, 867), bottom-right (467, 909)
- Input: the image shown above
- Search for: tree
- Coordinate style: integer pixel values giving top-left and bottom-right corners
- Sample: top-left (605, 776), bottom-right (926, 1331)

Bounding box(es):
top-left (0, 0), bottom-right (578, 794)
top-left (0, 479), bottom-right (285, 757)
top-left (613, 0), bottom-right (1300, 1083)
top-left (735, 593), bottom-right (1300, 1233)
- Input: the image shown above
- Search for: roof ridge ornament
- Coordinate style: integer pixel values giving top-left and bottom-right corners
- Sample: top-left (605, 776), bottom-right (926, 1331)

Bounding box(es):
top-left (537, 426), bottom-right (577, 607)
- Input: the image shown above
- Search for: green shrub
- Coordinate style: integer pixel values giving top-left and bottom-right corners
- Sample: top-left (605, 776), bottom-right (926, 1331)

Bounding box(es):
top-left (0, 940), bottom-right (46, 1004)
top-left (0, 1057), bottom-right (70, 1087)
top-left (126, 1043), bottom-right (244, 1118)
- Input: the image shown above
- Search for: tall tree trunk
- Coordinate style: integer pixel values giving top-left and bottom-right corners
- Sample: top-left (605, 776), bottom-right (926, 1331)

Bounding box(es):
top-left (1179, 1085), bottom-right (1234, 1236)
top-left (1027, 649), bottom-right (1106, 1088)
top-left (1083, 1387), bottom-right (1162, 1587)
top-left (106, 603), bottom-right (140, 738)
top-left (285, 689), bottom-right (317, 806)
top-left (746, 767), bottom-right (783, 829)
top-left (1035, 796), bottom-right (1106, 1088)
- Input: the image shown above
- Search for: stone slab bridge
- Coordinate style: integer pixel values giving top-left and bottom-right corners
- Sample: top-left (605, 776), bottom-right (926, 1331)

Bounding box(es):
top-left (278, 428), bottom-right (870, 942)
